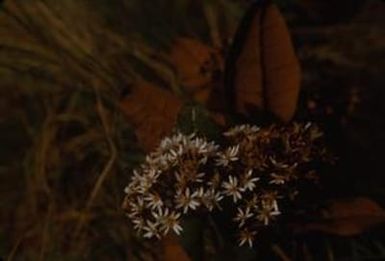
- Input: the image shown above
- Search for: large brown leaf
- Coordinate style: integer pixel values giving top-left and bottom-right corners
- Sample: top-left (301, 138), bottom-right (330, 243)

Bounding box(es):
top-left (226, 0), bottom-right (301, 122)
top-left (296, 197), bottom-right (385, 236)
top-left (120, 81), bottom-right (182, 152)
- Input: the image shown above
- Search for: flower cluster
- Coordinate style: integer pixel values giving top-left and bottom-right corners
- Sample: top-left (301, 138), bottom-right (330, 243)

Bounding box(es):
top-left (123, 123), bottom-right (334, 247)
top-left (220, 123), bottom-right (333, 247)
top-left (122, 133), bottom-right (224, 239)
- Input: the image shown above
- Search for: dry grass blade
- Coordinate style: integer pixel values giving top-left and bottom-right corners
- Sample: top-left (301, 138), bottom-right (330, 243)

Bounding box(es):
top-left (272, 244), bottom-right (292, 261)
top-left (203, 1), bottom-right (222, 48)
top-left (74, 84), bottom-right (117, 237)
top-left (1, 0), bottom-right (135, 97)
top-left (131, 44), bottom-right (182, 95)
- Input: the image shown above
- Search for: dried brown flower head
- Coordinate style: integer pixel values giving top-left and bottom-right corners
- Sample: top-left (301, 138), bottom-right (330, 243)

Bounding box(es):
top-left (220, 123), bottom-right (333, 247)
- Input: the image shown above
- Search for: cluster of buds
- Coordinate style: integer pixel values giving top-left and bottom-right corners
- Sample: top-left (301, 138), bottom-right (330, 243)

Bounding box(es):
top-left (123, 123), bottom-right (333, 247)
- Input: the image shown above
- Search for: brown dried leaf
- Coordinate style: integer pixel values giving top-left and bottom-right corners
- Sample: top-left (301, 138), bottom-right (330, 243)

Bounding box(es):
top-left (227, 0), bottom-right (301, 122)
top-left (298, 197), bottom-right (385, 236)
top-left (120, 81), bottom-right (182, 152)
top-left (170, 38), bottom-right (224, 104)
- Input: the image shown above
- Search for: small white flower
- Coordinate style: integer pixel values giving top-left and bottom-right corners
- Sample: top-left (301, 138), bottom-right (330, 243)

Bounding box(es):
top-left (189, 137), bottom-right (208, 154)
top-left (145, 155), bottom-right (157, 165)
top-left (162, 211), bottom-right (183, 235)
top-left (152, 207), bottom-right (170, 223)
top-left (196, 187), bottom-right (205, 198)
top-left (215, 145), bottom-right (239, 167)
top-left (234, 207), bottom-right (253, 227)
top-left (151, 208), bottom-right (183, 236)
top-left (269, 173), bottom-right (287, 185)
top-left (132, 218), bottom-right (145, 232)
top-left (207, 142), bottom-right (220, 154)
top-left (261, 199), bottom-right (280, 213)
top-left (125, 170), bottom-right (144, 195)
top-left (175, 188), bottom-right (201, 214)
top-left (260, 191), bottom-right (280, 213)
top-left (146, 168), bottom-right (160, 180)
top-left (201, 189), bottom-right (223, 211)
top-left (242, 169), bottom-right (260, 191)
top-left (199, 156), bottom-right (208, 165)
top-left (131, 169), bottom-right (142, 183)
top-left (246, 195), bottom-right (260, 209)
top-left (128, 197), bottom-right (145, 217)
top-left (256, 205), bottom-right (281, 225)
top-left (143, 220), bottom-right (161, 239)
top-left (159, 137), bottom-right (172, 150)
top-left (144, 193), bottom-right (163, 211)
top-left (238, 229), bottom-right (256, 248)
top-left (165, 149), bottom-right (179, 162)
top-left (222, 176), bottom-right (243, 203)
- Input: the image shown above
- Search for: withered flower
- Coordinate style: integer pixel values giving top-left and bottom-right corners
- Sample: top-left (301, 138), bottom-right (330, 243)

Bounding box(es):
top-left (221, 122), bottom-right (334, 247)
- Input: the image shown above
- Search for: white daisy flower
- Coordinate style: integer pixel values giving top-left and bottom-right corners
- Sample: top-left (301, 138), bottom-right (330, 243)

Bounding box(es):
top-left (256, 205), bottom-right (281, 225)
top-left (132, 218), bottom-right (146, 232)
top-left (201, 189), bottom-right (223, 211)
top-left (269, 173), bottom-right (287, 185)
top-left (143, 220), bottom-right (161, 239)
top-left (222, 176), bottom-right (244, 203)
top-left (261, 198), bottom-right (280, 213)
top-left (215, 145), bottom-right (239, 167)
top-left (152, 207), bottom-right (170, 223)
top-left (175, 188), bottom-right (201, 214)
top-left (144, 193), bottom-right (163, 211)
top-left (234, 207), bottom-right (253, 227)
top-left (128, 197), bottom-right (145, 216)
top-left (242, 169), bottom-right (260, 191)
top-left (238, 229), bottom-right (256, 248)
top-left (162, 211), bottom-right (183, 235)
